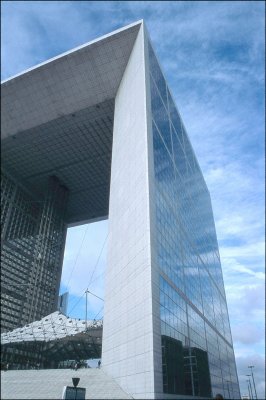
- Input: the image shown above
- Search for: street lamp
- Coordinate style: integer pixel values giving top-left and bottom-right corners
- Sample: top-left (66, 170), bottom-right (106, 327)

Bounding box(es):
top-left (246, 375), bottom-right (254, 399)
top-left (84, 289), bottom-right (104, 330)
top-left (72, 377), bottom-right (80, 400)
top-left (246, 380), bottom-right (251, 399)
top-left (248, 366), bottom-right (258, 400)
top-left (85, 289), bottom-right (89, 330)
top-left (226, 380), bottom-right (231, 399)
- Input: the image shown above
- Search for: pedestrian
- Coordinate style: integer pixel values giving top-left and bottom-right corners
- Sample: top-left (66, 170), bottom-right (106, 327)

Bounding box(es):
top-left (214, 394), bottom-right (224, 400)
top-left (98, 360), bottom-right (101, 369)
top-left (74, 362), bottom-right (78, 371)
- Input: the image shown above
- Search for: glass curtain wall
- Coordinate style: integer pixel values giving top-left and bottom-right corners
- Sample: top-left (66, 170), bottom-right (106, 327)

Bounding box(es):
top-left (148, 41), bottom-right (240, 399)
top-left (1, 172), bottom-right (39, 332)
top-left (1, 173), bottom-right (68, 332)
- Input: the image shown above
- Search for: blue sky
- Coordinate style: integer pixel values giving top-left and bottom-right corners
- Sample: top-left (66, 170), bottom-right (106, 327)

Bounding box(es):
top-left (1, 1), bottom-right (265, 397)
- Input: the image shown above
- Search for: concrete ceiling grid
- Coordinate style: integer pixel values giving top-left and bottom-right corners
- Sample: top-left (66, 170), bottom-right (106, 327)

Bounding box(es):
top-left (1, 21), bottom-right (142, 225)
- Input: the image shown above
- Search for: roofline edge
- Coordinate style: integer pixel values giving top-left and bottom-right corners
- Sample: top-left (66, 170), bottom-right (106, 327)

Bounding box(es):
top-left (1, 19), bottom-right (144, 85)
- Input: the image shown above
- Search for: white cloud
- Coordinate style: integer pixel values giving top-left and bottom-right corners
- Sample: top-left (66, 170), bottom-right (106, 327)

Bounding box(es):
top-left (220, 242), bottom-right (265, 259)
top-left (233, 324), bottom-right (264, 345)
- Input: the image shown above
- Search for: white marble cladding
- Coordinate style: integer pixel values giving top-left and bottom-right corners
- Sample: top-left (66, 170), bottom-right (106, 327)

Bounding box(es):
top-left (102, 24), bottom-right (155, 399)
top-left (1, 22), bottom-right (141, 140)
top-left (144, 24), bottom-right (164, 400)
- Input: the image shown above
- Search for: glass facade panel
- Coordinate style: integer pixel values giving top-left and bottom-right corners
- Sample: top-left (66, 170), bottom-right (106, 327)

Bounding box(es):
top-left (148, 41), bottom-right (240, 398)
top-left (151, 78), bottom-right (172, 154)
top-left (1, 173), bottom-right (68, 332)
top-left (148, 42), bottom-right (168, 108)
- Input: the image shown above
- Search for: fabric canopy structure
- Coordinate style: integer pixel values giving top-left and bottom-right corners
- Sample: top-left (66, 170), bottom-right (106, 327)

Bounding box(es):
top-left (1, 311), bottom-right (102, 344)
top-left (1, 311), bottom-right (103, 365)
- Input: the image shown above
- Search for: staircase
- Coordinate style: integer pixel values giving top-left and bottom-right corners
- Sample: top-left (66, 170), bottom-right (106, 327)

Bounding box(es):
top-left (1, 368), bottom-right (132, 399)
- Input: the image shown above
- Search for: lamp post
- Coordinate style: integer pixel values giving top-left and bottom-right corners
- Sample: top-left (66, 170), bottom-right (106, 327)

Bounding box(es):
top-left (246, 380), bottom-right (251, 399)
top-left (226, 380), bottom-right (231, 399)
top-left (248, 366), bottom-right (258, 400)
top-left (84, 289), bottom-right (104, 330)
top-left (72, 377), bottom-right (80, 400)
top-left (85, 289), bottom-right (89, 330)
top-left (246, 375), bottom-right (254, 399)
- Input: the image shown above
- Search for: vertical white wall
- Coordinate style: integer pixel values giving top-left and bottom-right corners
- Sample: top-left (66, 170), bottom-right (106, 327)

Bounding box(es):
top-left (102, 24), bottom-right (156, 399)
top-left (143, 24), bottom-right (164, 399)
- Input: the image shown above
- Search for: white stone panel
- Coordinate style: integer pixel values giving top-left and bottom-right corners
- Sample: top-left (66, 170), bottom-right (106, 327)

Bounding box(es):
top-left (102, 23), bottom-right (155, 398)
top-left (1, 22), bottom-right (142, 139)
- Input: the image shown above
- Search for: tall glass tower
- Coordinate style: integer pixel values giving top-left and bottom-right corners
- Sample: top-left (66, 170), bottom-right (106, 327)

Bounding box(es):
top-left (1, 174), bottom-right (68, 331)
top-left (1, 20), bottom-right (240, 399)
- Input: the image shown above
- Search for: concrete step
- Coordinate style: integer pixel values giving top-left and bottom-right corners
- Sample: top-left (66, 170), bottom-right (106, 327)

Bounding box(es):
top-left (1, 368), bottom-right (133, 399)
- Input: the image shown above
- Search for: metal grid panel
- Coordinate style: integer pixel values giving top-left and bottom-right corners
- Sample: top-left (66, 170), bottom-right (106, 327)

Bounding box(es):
top-left (1, 99), bottom-right (114, 224)
top-left (1, 23), bottom-right (141, 140)
top-left (1, 311), bottom-right (103, 343)
top-left (1, 23), bottom-right (143, 225)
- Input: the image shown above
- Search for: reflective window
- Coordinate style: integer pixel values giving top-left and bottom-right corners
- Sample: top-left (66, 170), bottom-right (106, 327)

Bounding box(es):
top-left (1, 173), bottom-right (68, 332)
top-left (151, 77), bottom-right (172, 153)
top-left (148, 40), bottom-right (240, 399)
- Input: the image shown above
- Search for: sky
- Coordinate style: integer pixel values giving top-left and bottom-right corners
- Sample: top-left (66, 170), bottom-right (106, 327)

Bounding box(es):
top-left (1, 1), bottom-right (265, 397)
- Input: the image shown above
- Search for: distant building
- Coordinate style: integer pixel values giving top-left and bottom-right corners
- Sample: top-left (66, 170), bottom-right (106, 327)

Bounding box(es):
top-left (1, 21), bottom-right (240, 399)
top-left (1, 174), bottom-right (68, 331)
top-left (58, 292), bottom-right (69, 315)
